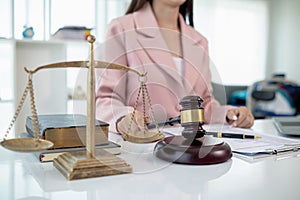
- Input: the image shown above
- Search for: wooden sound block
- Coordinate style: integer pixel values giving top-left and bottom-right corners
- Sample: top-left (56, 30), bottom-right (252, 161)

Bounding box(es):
top-left (53, 149), bottom-right (132, 180)
top-left (154, 135), bottom-right (232, 165)
top-left (122, 131), bottom-right (164, 143)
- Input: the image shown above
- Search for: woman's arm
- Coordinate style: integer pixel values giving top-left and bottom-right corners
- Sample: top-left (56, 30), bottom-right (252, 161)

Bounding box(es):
top-left (95, 19), bottom-right (133, 132)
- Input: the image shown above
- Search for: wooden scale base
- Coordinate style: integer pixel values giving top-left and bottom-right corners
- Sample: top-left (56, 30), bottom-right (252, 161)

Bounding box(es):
top-left (154, 135), bottom-right (232, 165)
top-left (53, 149), bottom-right (132, 180)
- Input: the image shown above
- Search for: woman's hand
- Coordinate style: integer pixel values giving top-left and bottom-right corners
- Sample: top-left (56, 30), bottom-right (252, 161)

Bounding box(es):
top-left (116, 111), bottom-right (150, 135)
top-left (226, 106), bottom-right (254, 128)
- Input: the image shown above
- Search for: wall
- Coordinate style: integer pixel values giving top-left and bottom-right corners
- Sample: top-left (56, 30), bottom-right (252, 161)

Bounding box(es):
top-left (14, 40), bottom-right (68, 134)
top-left (194, 0), bottom-right (269, 86)
top-left (267, 0), bottom-right (300, 83)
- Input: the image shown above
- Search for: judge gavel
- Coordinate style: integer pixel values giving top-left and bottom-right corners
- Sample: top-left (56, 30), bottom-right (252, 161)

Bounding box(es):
top-left (148, 96), bottom-right (206, 139)
top-left (153, 95), bottom-right (232, 165)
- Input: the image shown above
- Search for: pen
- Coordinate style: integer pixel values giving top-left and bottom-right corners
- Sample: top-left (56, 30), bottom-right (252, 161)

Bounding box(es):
top-left (206, 131), bottom-right (261, 139)
top-left (147, 116), bottom-right (181, 129)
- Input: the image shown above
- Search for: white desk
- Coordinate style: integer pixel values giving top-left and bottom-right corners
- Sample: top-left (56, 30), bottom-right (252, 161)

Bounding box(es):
top-left (1, 119), bottom-right (300, 200)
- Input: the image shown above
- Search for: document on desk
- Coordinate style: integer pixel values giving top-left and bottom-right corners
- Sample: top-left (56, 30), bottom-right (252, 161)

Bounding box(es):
top-left (162, 124), bottom-right (300, 160)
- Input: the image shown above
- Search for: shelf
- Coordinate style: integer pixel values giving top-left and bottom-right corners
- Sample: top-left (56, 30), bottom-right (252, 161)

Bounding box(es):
top-left (0, 37), bottom-right (91, 46)
top-left (0, 100), bottom-right (13, 103)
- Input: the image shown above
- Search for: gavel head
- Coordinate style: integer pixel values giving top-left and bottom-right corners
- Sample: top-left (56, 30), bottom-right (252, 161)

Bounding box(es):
top-left (180, 95), bottom-right (206, 139)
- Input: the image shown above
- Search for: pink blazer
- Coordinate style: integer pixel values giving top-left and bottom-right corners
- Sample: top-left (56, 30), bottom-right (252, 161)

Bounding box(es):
top-left (96, 3), bottom-right (234, 132)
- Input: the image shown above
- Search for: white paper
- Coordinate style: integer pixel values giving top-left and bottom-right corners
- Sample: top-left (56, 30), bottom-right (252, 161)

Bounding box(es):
top-left (161, 124), bottom-right (300, 159)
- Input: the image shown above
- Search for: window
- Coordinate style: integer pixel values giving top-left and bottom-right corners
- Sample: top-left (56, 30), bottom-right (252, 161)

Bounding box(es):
top-left (50, 0), bottom-right (95, 35)
top-left (194, 0), bottom-right (269, 85)
top-left (8, 0), bottom-right (129, 41)
top-left (0, 41), bottom-right (14, 100)
top-left (0, 41), bottom-right (14, 137)
top-left (0, 0), bottom-right (13, 38)
top-left (14, 0), bottom-right (44, 40)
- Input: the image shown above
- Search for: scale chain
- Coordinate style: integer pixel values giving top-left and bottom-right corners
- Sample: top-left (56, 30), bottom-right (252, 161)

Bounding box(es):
top-left (141, 82), bottom-right (146, 134)
top-left (28, 75), bottom-right (41, 140)
top-left (142, 83), bottom-right (160, 133)
top-left (2, 74), bottom-right (40, 142)
top-left (126, 74), bottom-right (161, 135)
top-left (126, 81), bottom-right (143, 134)
top-left (3, 83), bottom-right (29, 140)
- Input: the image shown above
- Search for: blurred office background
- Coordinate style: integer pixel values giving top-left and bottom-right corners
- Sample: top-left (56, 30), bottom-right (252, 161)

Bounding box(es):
top-left (0, 0), bottom-right (299, 135)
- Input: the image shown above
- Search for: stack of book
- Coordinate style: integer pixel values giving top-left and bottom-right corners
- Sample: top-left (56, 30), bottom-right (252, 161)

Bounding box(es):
top-left (51, 26), bottom-right (92, 40)
top-left (25, 114), bottom-right (120, 162)
top-left (35, 142), bottom-right (121, 163)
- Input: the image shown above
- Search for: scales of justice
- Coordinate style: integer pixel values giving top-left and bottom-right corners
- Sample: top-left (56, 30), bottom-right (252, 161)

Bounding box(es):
top-left (0, 35), bottom-right (231, 180)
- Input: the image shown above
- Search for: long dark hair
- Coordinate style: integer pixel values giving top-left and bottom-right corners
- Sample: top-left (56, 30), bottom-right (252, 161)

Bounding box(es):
top-left (125, 0), bottom-right (194, 27)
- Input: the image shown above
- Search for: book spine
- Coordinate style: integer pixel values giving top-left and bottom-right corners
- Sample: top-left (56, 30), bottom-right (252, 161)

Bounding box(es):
top-left (37, 148), bottom-right (121, 162)
top-left (35, 142), bottom-right (121, 162)
top-left (25, 117), bottom-right (34, 137)
top-left (25, 116), bottom-right (44, 138)
top-left (25, 126), bottom-right (34, 137)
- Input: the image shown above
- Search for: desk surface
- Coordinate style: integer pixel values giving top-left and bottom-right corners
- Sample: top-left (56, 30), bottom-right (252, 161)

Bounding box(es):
top-left (1, 119), bottom-right (300, 200)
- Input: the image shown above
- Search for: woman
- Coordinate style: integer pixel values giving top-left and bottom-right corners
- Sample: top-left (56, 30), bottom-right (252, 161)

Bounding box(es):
top-left (96, 0), bottom-right (254, 135)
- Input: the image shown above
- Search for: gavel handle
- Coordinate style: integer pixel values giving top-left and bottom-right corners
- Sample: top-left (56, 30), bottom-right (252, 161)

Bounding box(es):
top-left (147, 116), bottom-right (181, 129)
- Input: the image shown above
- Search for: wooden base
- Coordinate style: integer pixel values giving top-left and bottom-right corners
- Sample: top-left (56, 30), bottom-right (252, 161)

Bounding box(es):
top-left (53, 149), bottom-right (132, 180)
top-left (154, 136), bottom-right (232, 165)
top-left (122, 131), bottom-right (164, 143)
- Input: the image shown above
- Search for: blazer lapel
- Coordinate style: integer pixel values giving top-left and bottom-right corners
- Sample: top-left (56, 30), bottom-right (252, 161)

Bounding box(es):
top-left (131, 3), bottom-right (210, 94)
top-left (179, 15), bottom-right (210, 93)
top-left (132, 4), bottom-right (178, 76)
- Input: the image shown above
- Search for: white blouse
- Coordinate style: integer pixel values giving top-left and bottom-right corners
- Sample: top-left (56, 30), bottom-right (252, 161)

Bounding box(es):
top-left (173, 56), bottom-right (184, 77)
